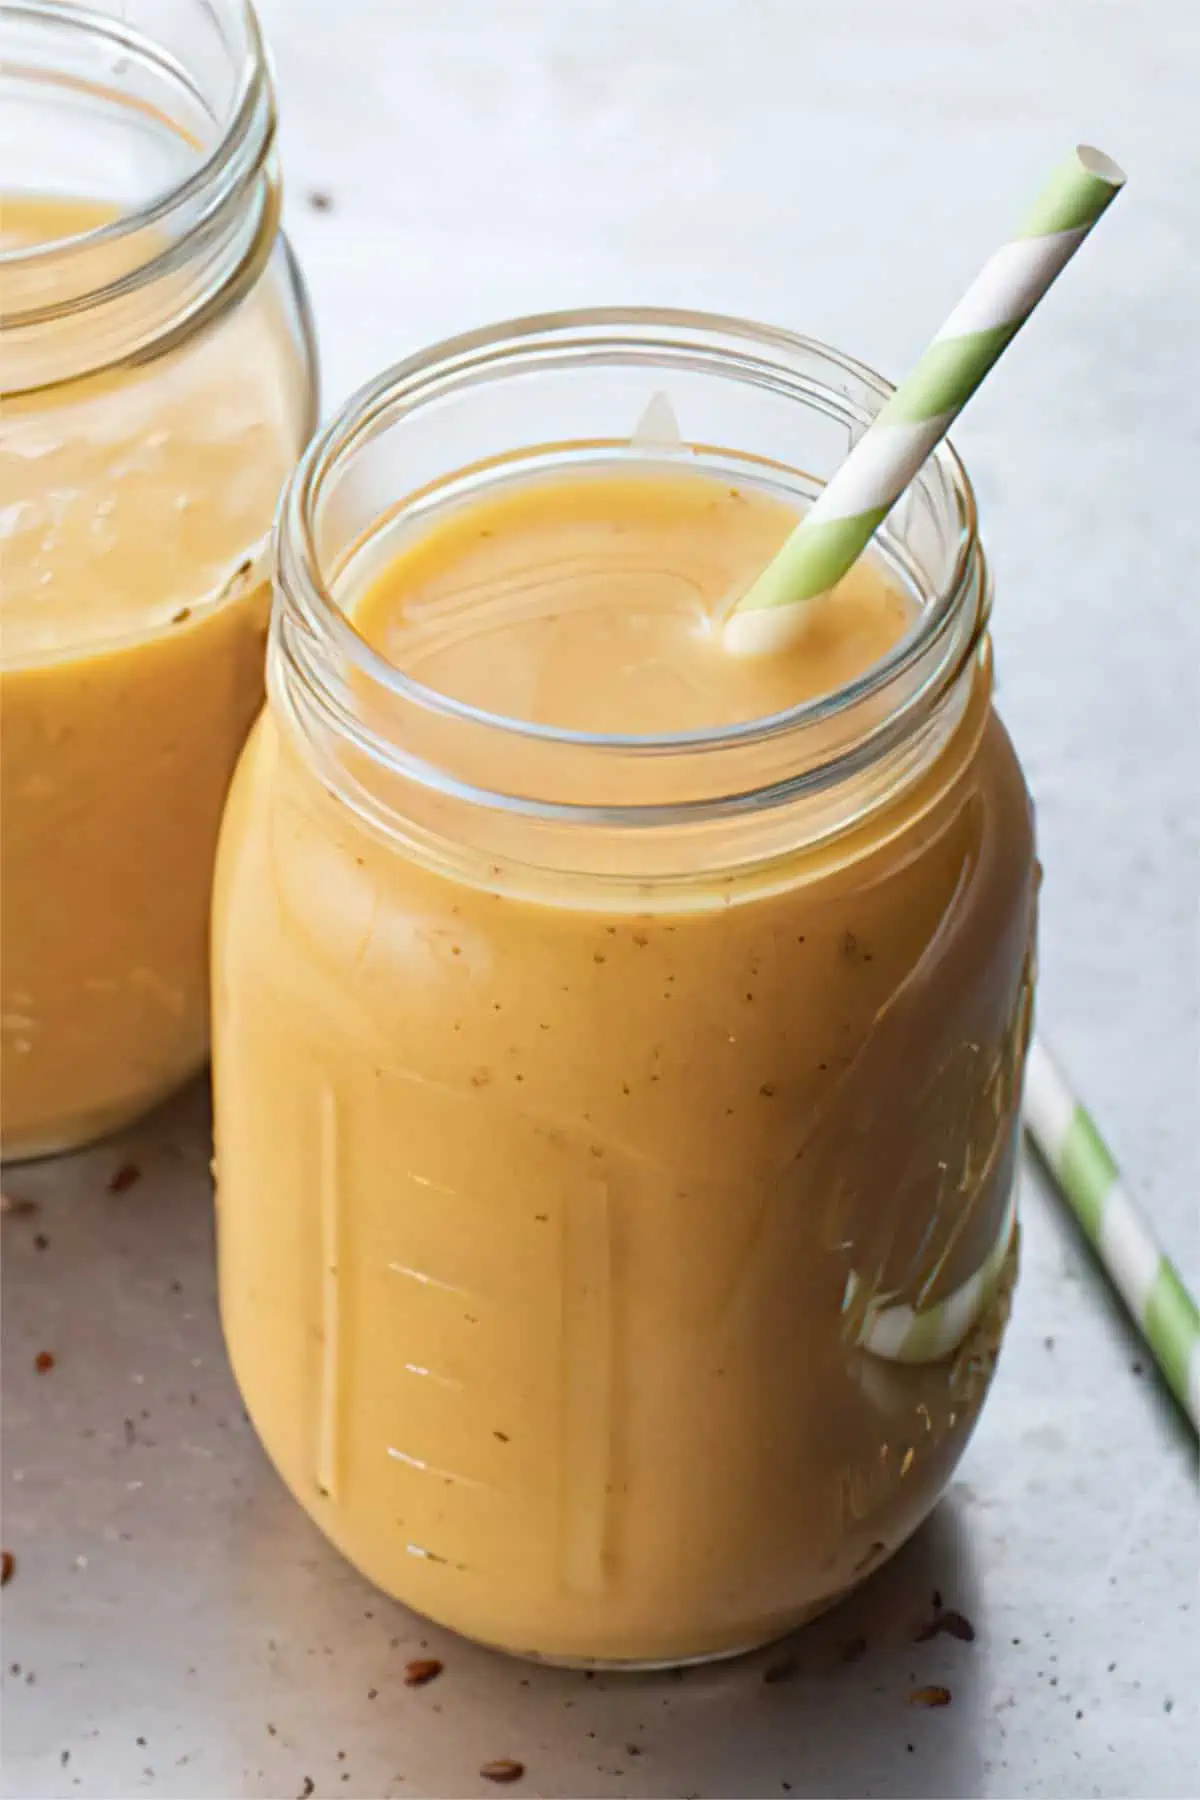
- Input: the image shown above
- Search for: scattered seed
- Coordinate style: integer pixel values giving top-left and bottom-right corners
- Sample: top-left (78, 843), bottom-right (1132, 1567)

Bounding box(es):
top-left (1, 1551), bottom-right (14, 1586)
top-left (914, 1608), bottom-right (975, 1644)
top-left (35, 1351), bottom-right (55, 1374)
top-left (908, 1685), bottom-right (952, 1708)
top-left (403, 1658), bottom-right (443, 1688)
top-left (480, 1760), bottom-right (525, 1783)
top-left (307, 191), bottom-right (333, 212)
top-left (107, 1163), bottom-right (141, 1195)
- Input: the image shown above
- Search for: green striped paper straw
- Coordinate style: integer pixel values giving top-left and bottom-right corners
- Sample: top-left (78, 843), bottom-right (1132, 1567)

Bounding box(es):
top-left (1024, 1037), bottom-right (1199, 1431)
top-left (725, 145), bottom-right (1125, 654)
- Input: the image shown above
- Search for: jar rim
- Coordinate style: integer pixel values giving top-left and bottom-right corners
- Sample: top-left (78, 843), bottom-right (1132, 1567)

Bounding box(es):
top-left (0, 0), bottom-right (266, 277)
top-left (278, 305), bottom-right (986, 766)
top-left (0, 0), bottom-right (279, 386)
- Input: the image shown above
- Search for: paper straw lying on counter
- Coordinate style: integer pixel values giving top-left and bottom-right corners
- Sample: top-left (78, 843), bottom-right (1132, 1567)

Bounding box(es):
top-left (1024, 1037), bottom-right (1199, 1432)
top-left (725, 145), bottom-right (1125, 654)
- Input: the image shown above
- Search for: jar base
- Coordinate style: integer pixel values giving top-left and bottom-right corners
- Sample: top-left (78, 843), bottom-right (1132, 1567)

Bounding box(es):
top-left (224, 1245), bottom-right (1019, 1674)
top-left (0, 1059), bottom-right (208, 1164)
top-left (452, 1589), bottom-right (853, 1672)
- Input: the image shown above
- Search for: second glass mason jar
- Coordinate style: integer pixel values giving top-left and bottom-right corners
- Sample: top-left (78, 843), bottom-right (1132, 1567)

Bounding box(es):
top-left (213, 311), bottom-right (1036, 1667)
top-left (0, 0), bottom-right (316, 1158)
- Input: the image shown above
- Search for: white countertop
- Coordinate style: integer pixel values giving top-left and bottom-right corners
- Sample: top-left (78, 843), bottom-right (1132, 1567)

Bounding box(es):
top-left (3, 3), bottom-right (1197, 1796)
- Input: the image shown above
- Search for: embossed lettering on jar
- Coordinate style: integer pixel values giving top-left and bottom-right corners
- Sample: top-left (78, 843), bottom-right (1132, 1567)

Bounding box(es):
top-left (212, 312), bottom-right (1036, 1667)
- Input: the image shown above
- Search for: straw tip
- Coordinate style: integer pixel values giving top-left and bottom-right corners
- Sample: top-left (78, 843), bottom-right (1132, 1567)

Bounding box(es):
top-left (1076, 145), bottom-right (1126, 190)
top-left (723, 601), bottom-right (818, 657)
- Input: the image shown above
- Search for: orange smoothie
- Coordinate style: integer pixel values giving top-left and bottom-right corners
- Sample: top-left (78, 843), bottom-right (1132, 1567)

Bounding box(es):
top-left (0, 195), bottom-right (311, 1158)
top-left (214, 463), bottom-right (1034, 1665)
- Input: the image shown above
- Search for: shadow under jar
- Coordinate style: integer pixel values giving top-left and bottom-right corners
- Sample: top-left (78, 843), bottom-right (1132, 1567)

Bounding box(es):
top-left (0, 0), bottom-right (317, 1159)
top-left (212, 310), bottom-right (1036, 1668)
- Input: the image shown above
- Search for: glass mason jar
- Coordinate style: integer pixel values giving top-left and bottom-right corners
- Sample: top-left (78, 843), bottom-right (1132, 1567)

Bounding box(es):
top-left (212, 310), bottom-right (1036, 1668)
top-left (0, 0), bottom-right (317, 1159)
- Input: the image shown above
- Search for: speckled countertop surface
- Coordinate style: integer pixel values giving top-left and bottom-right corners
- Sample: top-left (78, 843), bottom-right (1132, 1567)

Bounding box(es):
top-left (2, 3), bottom-right (1197, 1796)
